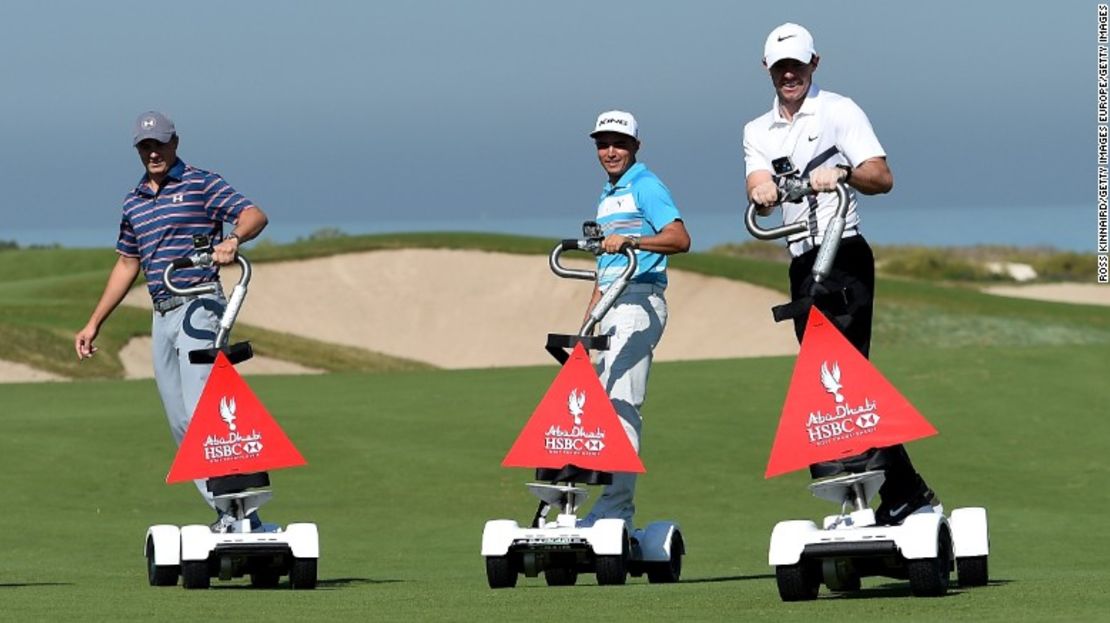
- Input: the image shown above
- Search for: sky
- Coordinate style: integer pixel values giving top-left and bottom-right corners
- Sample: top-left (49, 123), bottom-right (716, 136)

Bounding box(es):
top-left (0, 1), bottom-right (1093, 250)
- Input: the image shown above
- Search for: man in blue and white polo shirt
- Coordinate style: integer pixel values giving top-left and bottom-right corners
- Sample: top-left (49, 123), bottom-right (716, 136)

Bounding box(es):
top-left (581, 110), bottom-right (691, 527)
top-left (75, 111), bottom-right (268, 527)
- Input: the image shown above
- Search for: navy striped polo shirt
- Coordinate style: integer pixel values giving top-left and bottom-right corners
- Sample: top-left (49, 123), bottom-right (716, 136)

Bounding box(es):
top-left (117, 159), bottom-right (253, 302)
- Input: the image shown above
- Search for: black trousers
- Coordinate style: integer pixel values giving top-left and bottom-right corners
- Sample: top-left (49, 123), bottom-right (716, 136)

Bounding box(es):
top-left (788, 236), bottom-right (929, 503)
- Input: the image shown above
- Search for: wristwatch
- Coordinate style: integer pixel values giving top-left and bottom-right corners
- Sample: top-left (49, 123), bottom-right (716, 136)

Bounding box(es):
top-left (226, 233), bottom-right (241, 243)
top-left (835, 164), bottom-right (853, 183)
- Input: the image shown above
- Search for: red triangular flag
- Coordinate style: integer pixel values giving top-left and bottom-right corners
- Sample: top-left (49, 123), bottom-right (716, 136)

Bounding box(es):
top-left (166, 352), bottom-right (306, 483)
top-left (764, 308), bottom-right (938, 479)
top-left (502, 342), bottom-right (645, 473)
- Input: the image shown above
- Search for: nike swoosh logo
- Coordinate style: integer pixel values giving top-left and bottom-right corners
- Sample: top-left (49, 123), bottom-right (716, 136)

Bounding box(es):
top-left (808, 135), bottom-right (819, 142)
top-left (888, 503), bottom-right (909, 516)
top-left (777, 34), bottom-right (796, 42)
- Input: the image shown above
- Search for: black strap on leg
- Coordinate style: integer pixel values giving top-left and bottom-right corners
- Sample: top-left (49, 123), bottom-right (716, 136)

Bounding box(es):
top-left (771, 270), bottom-right (870, 330)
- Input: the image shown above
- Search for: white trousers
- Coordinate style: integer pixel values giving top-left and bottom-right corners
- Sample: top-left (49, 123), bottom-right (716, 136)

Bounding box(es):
top-left (151, 293), bottom-right (225, 509)
top-left (585, 287), bottom-right (667, 526)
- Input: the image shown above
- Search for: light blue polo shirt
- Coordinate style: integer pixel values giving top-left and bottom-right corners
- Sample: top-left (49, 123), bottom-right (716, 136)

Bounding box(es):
top-left (595, 162), bottom-right (682, 291)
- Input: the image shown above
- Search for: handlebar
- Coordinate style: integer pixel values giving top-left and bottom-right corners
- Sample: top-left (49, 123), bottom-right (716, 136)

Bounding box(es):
top-left (162, 253), bottom-right (252, 349)
top-left (744, 180), bottom-right (850, 284)
top-left (549, 239), bottom-right (638, 337)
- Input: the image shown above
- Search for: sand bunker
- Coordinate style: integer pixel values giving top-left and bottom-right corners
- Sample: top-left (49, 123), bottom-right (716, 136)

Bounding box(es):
top-left (0, 360), bottom-right (67, 384)
top-left (124, 249), bottom-right (798, 369)
top-left (983, 283), bottom-right (1110, 307)
top-left (117, 337), bottom-right (323, 380)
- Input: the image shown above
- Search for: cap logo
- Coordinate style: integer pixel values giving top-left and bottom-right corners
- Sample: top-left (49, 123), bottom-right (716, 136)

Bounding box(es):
top-left (142, 117), bottom-right (156, 129)
top-left (777, 34), bottom-right (797, 42)
top-left (600, 117), bottom-right (627, 126)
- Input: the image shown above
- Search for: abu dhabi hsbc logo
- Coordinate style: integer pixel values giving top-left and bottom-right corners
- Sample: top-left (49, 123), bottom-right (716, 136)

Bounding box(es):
top-left (203, 394), bottom-right (264, 461)
top-left (568, 389), bottom-right (585, 426)
top-left (543, 388), bottom-right (606, 454)
top-left (220, 396), bottom-right (238, 431)
top-left (820, 361), bottom-right (844, 403)
top-left (806, 361), bottom-right (881, 445)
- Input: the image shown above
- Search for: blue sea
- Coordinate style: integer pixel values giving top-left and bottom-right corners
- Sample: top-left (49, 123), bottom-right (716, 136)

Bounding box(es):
top-left (5, 204), bottom-right (1093, 253)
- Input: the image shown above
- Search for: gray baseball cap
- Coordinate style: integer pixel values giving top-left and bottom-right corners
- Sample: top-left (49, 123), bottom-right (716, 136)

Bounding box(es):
top-left (132, 111), bottom-right (176, 146)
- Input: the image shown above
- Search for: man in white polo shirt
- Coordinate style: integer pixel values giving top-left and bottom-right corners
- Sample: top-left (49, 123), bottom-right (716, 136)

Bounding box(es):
top-left (743, 24), bottom-right (940, 525)
top-left (581, 110), bottom-right (690, 528)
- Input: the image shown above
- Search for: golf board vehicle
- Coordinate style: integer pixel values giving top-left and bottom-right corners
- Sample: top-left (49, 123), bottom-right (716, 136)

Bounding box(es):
top-left (481, 226), bottom-right (684, 588)
top-left (145, 240), bottom-right (319, 589)
top-left (746, 159), bottom-right (989, 600)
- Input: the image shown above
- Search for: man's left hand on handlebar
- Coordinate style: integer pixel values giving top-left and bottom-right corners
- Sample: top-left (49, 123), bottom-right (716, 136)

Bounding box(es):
top-left (809, 166), bottom-right (848, 193)
top-left (211, 237), bottom-right (239, 265)
top-left (601, 234), bottom-right (637, 253)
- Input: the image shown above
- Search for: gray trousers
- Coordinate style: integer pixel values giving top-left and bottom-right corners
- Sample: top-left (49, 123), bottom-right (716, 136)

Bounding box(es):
top-left (150, 293), bottom-right (225, 509)
top-left (585, 285), bottom-right (668, 527)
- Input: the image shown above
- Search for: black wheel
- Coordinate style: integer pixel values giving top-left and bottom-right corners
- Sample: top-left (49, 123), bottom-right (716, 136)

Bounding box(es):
top-left (775, 561), bottom-right (820, 601)
top-left (827, 573), bottom-right (861, 592)
top-left (907, 529), bottom-right (952, 597)
top-left (289, 558), bottom-right (318, 590)
top-left (250, 569), bottom-right (282, 588)
top-left (646, 531), bottom-right (684, 584)
top-left (485, 555), bottom-right (517, 589)
top-left (595, 532), bottom-right (629, 586)
top-left (181, 561), bottom-right (210, 590)
top-left (145, 539), bottom-right (179, 587)
top-left (544, 565), bottom-right (578, 586)
top-left (957, 556), bottom-right (989, 587)
top-left (822, 558), bottom-right (861, 592)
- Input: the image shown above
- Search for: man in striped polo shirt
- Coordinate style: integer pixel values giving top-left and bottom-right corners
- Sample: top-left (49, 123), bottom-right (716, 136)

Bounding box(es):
top-left (580, 110), bottom-right (691, 528)
top-left (75, 111), bottom-right (268, 527)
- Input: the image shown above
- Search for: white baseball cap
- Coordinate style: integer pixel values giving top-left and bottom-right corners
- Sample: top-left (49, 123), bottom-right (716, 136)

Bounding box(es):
top-left (590, 110), bottom-right (638, 139)
top-left (763, 23), bottom-right (816, 67)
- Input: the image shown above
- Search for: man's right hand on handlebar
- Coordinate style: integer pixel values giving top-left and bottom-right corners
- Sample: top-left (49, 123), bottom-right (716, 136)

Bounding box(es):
top-left (750, 179), bottom-right (780, 213)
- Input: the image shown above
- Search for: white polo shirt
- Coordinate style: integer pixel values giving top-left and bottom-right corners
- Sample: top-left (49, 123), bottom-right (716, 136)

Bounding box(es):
top-left (743, 84), bottom-right (885, 257)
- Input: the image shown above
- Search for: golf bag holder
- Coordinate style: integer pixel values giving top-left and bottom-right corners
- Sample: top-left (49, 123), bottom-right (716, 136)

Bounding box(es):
top-left (164, 235), bottom-right (256, 366)
top-left (743, 169), bottom-right (860, 329)
top-left (206, 471), bottom-right (271, 496)
top-left (545, 333), bottom-right (609, 365)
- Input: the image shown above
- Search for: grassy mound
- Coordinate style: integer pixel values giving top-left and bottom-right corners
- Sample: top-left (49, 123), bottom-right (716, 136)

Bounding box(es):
top-left (2, 232), bottom-right (1107, 379)
top-left (710, 241), bottom-right (1092, 282)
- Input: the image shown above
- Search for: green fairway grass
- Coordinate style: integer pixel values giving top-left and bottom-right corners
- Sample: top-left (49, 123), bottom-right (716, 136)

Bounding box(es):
top-left (1, 344), bottom-right (1107, 621)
